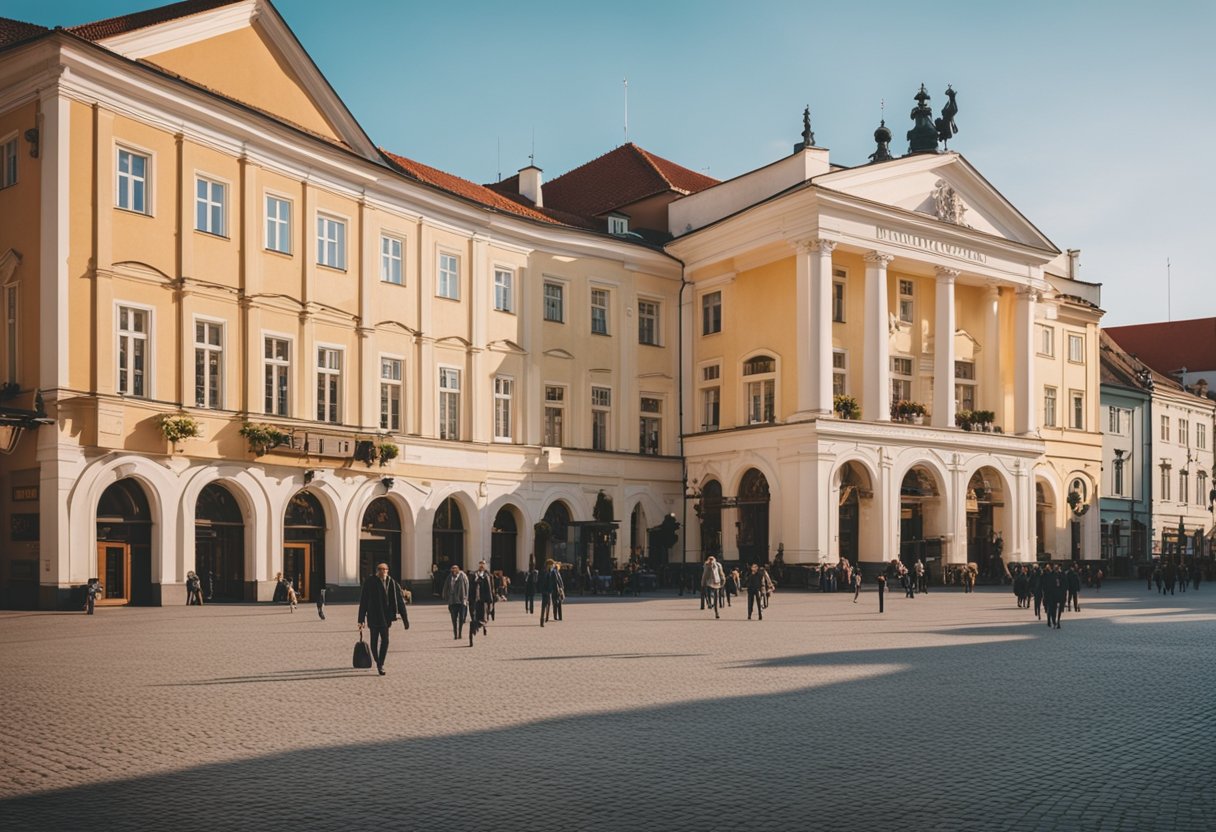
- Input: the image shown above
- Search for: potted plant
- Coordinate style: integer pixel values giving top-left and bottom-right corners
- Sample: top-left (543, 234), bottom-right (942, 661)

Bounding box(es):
top-left (955, 410), bottom-right (974, 431)
top-left (973, 410), bottom-right (995, 431)
top-left (240, 422), bottom-right (291, 457)
top-left (159, 413), bottom-right (201, 449)
top-left (833, 394), bottom-right (860, 420)
top-left (353, 440), bottom-right (377, 466)
top-left (377, 441), bottom-right (399, 467)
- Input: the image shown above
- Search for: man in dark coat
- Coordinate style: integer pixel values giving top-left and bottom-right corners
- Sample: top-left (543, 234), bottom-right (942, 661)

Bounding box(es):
top-left (745, 562), bottom-right (772, 620)
top-left (540, 560), bottom-right (564, 626)
top-left (357, 562), bottom-right (410, 675)
top-left (524, 567), bottom-right (538, 614)
top-left (441, 563), bottom-right (469, 640)
top-left (1065, 565), bottom-right (1082, 611)
top-left (468, 560), bottom-right (495, 646)
top-left (1042, 566), bottom-right (1064, 629)
top-left (1030, 567), bottom-right (1044, 620)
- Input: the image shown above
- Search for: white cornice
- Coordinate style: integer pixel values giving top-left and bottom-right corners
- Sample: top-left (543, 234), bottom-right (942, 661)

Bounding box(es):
top-left (95, 1), bottom-right (256, 58)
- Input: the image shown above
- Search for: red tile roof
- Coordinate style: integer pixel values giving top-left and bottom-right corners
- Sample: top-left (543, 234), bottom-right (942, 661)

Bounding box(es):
top-left (0, 17), bottom-right (48, 49)
top-left (535, 143), bottom-right (717, 218)
top-left (67, 0), bottom-right (239, 42)
top-left (1105, 318), bottom-right (1216, 377)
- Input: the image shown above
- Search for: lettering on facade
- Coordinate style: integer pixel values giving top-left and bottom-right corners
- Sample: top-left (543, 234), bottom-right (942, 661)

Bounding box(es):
top-left (876, 227), bottom-right (987, 264)
top-left (11, 486), bottom-right (38, 501)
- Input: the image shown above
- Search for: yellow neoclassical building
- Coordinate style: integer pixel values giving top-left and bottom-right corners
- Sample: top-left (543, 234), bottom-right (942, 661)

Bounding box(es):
top-left (0, 1), bottom-right (1103, 608)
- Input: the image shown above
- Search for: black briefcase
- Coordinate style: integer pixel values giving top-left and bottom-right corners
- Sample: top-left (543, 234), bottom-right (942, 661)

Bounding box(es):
top-left (352, 632), bottom-right (373, 669)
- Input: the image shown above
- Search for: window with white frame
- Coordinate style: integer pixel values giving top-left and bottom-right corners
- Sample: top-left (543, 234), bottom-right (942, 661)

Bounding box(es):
top-left (439, 367), bottom-right (460, 440)
top-left (264, 337), bottom-right (290, 416)
top-left (608, 215), bottom-right (629, 235)
top-left (1068, 333), bottom-right (1085, 363)
top-left (1198, 422), bottom-right (1207, 450)
top-left (437, 252), bottom-right (459, 299)
top-left (380, 358), bottom-right (403, 432)
top-left (1180, 419), bottom-right (1189, 448)
top-left (832, 349), bottom-right (848, 396)
top-left (1044, 386), bottom-right (1057, 427)
top-left (1161, 415), bottom-right (1170, 442)
top-left (1198, 471), bottom-right (1208, 505)
top-left (701, 364), bottom-right (720, 432)
top-left (638, 299), bottom-right (660, 345)
top-left (194, 321), bottom-right (223, 409)
top-left (1070, 390), bottom-right (1084, 429)
top-left (3, 285), bottom-right (16, 383)
top-left (316, 347), bottom-right (342, 423)
top-left (832, 268), bottom-right (846, 323)
top-left (1108, 406), bottom-right (1121, 435)
top-left (898, 279), bottom-right (914, 324)
top-left (317, 214), bottom-right (346, 269)
top-left (195, 177), bottom-right (226, 236)
top-left (743, 355), bottom-right (776, 424)
top-left (890, 356), bottom-right (913, 404)
top-left (265, 195), bottom-right (291, 254)
top-left (1038, 324), bottom-right (1055, 357)
top-left (543, 281), bottom-right (564, 322)
top-left (494, 376), bottom-right (514, 441)
top-left (116, 306), bottom-right (148, 397)
top-left (702, 291), bottom-right (722, 335)
top-left (494, 268), bottom-right (514, 312)
top-left (1160, 464), bottom-right (1171, 501)
top-left (639, 397), bottom-right (661, 455)
top-left (591, 288), bottom-right (609, 335)
top-left (955, 360), bottom-right (976, 412)
top-left (1, 136), bottom-right (17, 188)
top-left (1113, 454), bottom-right (1125, 497)
top-left (543, 385), bottom-right (565, 446)
top-left (381, 235), bottom-right (403, 285)
top-left (1180, 469), bottom-right (1190, 504)
top-left (116, 148), bottom-right (149, 214)
top-left (591, 386), bottom-right (612, 450)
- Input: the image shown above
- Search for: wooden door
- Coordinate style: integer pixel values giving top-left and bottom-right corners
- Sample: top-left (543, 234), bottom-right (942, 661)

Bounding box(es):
top-left (283, 543), bottom-right (311, 601)
top-left (96, 542), bottom-right (131, 605)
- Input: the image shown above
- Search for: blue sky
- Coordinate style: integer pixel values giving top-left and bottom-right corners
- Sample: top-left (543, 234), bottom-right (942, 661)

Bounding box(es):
top-left (9, 0), bottom-right (1214, 326)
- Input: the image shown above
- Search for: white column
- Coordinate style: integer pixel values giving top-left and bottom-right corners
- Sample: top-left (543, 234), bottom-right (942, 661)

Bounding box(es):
top-left (794, 242), bottom-right (814, 416)
top-left (982, 283), bottom-right (1001, 419)
top-left (680, 279), bottom-right (695, 437)
top-left (470, 236), bottom-right (489, 443)
top-left (863, 252), bottom-right (893, 421)
top-left (795, 239), bottom-right (835, 418)
top-left (1014, 288), bottom-right (1038, 435)
top-left (933, 268), bottom-right (958, 428)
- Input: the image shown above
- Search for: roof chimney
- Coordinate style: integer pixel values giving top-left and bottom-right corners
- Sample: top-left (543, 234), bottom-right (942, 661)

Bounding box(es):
top-left (518, 165), bottom-right (543, 207)
top-left (1196, 378), bottom-right (1210, 398)
top-left (1066, 249), bottom-right (1080, 280)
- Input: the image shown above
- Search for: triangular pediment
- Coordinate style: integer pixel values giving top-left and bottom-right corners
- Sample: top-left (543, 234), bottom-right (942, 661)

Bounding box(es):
top-left (91, 0), bottom-right (376, 158)
top-left (814, 153), bottom-right (1057, 252)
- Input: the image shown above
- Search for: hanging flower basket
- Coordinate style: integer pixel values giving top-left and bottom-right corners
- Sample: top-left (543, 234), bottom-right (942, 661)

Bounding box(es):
top-left (160, 413), bottom-right (201, 447)
top-left (377, 441), bottom-right (399, 467)
top-left (240, 422), bottom-right (291, 457)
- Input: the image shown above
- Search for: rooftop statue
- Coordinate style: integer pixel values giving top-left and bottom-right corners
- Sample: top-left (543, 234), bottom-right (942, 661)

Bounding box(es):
top-left (935, 85), bottom-right (959, 148)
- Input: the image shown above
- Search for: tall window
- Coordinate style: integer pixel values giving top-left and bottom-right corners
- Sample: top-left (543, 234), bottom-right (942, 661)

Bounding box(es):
top-left (381, 235), bottom-right (403, 285)
top-left (439, 367), bottom-right (460, 440)
top-left (316, 347), bottom-right (342, 423)
top-left (194, 321), bottom-right (223, 409)
top-left (1038, 325), bottom-right (1055, 357)
top-left (116, 306), bottom-right (148, 397)
top-left (116, 148), bottom-right (149, 214)
top-left (195, 177), bottom-right (226, 236)
top-left (832, 350), bottom-right (848, 396)
top-left (1198, 423), bottom-right (1207, 450)
top-left (640, 397), bottom-right (661, 455)
top-left (743, 355), bottom-right (776, 425)
top-left (955, 360), bottom-right (976, 412)
top-left (380, 358), bottom-right (402, 431)
top-left (832, 268), bottom-right (846, 323)
top-left (591, 386), bottom-right (612, 450)
top-left (638, 300), bottom-right (659, 345)
top-left (1160, 465), bottom-right (1171, 501)
top-left (1198, 471), bottom-right (1208, 506)
top-left (1113, 455), bottom-right (1125, 497)
top-left (890, 356), bottom-right (913, 404)
top-left (1044, 386), bottom-right (1057, 427)
top-left (701, 364), bottom-right (720, 431)
top-left (1, 136), bottom-right (17, 188)
top-left (494, 376), bottom-right (514, 441)
top-left (1070, 391), bottom-right (1084, 429)
top-left (264, 337), bottom-right (290, 416)
top-left (1068, 333), bottom-right (1085, 363)
top-left (702, 291), bottom-right (722, 335)
top-left (1108, 406), bottom-right (1121, 434)
top-left (1161, 415), bottom-right (1170, 442)
top-left (265, 195), bottom-right (291, 254)
top-left (544, 282), bottom-right (564, 322)
top-left (3, 285), bottom-right (16, 383)
top-left (317, 215), bottom-right (346, 269)
top-left (591, 288), bottom-right (609, 335)
top-left (437, 252), bottom-right (459, 299)
top-left (494, 268), bottom-right (514, 312)
top-left (1180, 470), bottom-right (1189, 504)
top-left (1179, 419), bottom-right (1189, 448)
top-left (898, 279), bottom-right (914, 324)
top-left (544, 385), bottom-right (565, 446)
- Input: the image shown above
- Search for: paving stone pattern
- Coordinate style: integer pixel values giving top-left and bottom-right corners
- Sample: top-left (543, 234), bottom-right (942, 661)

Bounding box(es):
top-left (1, 584), bottom-right (1213, 831)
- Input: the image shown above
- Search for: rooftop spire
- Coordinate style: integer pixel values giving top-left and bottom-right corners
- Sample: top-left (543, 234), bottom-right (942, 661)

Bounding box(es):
top-left (794, 105), bottom-right (816, 152)
top-left (906, 83), bottom-right (939, 154)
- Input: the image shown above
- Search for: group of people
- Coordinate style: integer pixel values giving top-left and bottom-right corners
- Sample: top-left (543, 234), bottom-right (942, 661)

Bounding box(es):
top-left (1011, 564), bottom-right (1081, 629)
top-left (1149, 561), bottom-right (1202, 594)
top-left (699, 556), bottom-right (775, 620)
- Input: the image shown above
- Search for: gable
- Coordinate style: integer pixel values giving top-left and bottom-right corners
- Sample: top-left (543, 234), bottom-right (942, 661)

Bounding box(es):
top-left (814, 153), bottom-right (1057, 251)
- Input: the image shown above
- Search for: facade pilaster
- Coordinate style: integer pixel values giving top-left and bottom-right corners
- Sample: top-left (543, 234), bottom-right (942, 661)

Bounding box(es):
top-left (470, 236), bottom-right (489, 443)
top-left (982, 283), bottom-right (1001, 418)
top-left (92, 105), bottom-right (115, 395)
top-left (932, 268), bottom-right (958, 428)
top-left (794, 239), bottom-right (835, 419)
top-left (863, 252), bottom-right (894, 421)
top-left (1014, 288), bottom-right (1038, 435)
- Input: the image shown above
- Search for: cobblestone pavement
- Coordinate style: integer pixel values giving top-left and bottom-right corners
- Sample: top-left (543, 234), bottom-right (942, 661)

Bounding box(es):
top-left (1, 583), bottom-right (1214, 831)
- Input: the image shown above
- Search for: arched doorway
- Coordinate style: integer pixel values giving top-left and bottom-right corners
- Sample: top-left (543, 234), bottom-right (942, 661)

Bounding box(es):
top-left (543, 501), bottom-right (572, 564)
top-left (837, 463), bottom-right (871, 566)
top-left (966, 468), bottom-right (1008, 579)
top-left (491, 507), bottom-right (518, 575)
top-left (737, 469), bottom-right (770, 564)
top-left (698, 480), bottom-right (723, 559)
top-left (96, 479), bottom-right (154, 605)
top-left (900, 466), bottom-right (943, 568)
top-left (432, 497), bottom-right (465, 569)
top-left (195, 483), bottom-right (245, 601)
top-left (1036, 481), bottom-right (1054, 559)
top-left (283, 491), bottom-right (326, 601)
top-left (360, 498), bottom-right (402, 580)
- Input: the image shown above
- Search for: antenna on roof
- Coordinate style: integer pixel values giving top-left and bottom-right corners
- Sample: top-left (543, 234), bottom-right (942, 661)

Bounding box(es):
top-left (1167, 257), bottom-right (1172, 322)
top-left (623, 78), bottom-right (629, 145)
top-left (529, 128), bottom-right (535, 167)
top-left (497, 136), bottom-right (501, 183)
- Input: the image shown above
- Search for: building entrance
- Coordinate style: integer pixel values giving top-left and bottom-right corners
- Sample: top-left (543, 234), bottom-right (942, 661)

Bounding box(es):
top-left (95, 479), bottom-right (153, 605)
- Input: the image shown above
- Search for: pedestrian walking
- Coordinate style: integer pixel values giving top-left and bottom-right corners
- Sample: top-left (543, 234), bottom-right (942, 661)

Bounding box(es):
top-left (1013, 567), bottom-right (1028, 608)
top-left (468, 560), bottom-right (494, 646)
top-left (1030, 567), bottom-right (1044, 620)
top-left (185, 570), bottom-right (202, 605)
top-left (524, 566), bottom-right (538, 614)
top-left (1066, 565), bottom-right (1081, 611)
top-left (701, 555), bottom-right (725, 619)
top-left (272, 571), bottom-right (287, 603)
top-left (540, 559), bottom-right (564, 626)
top-left (315, 585), bottom-right (327, 620)
top-left (1043, 566), bottom-right (1064, 630)
top-left (876, 573), bottom-right (886, 613)
top-left (84, 577), bottom-right (102, 614)
top-left (851, 568), bottom-right (861, 603)
top-left (745, 563), bottom-right (772, 620)
top-left (356, 562), bottom-right (409, 675)
top-left (915, 559), bottom-right (928, 594)
top-left (442, 563), bottom-right (469, 640)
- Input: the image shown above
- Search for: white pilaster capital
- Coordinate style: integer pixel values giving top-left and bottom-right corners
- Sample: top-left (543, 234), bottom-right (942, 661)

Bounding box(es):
top-left (864, 251), bottom-right (895, 266)
top-left (813, 239), bottom-right (838, 256)
top-left (935, 267), bottom-right (960, 283)
top-left (1016, 287), bottom-right (1041, 302)
top-left (985, 281), bottom-right (1001, 298)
